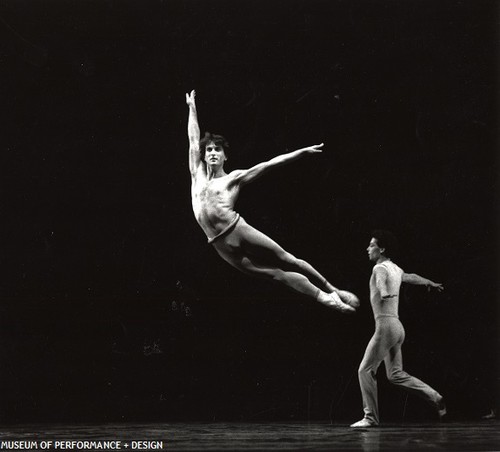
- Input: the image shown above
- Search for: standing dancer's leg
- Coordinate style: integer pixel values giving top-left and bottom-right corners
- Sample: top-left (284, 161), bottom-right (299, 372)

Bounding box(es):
top-left (384, 323), bottom-right (446, 415)
top-left (353, 321), bottom-right (397, 427)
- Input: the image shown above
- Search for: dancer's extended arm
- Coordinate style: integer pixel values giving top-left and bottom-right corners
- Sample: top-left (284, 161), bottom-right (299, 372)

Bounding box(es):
top-left (186, 90), bottom-right (202, 176)
top-left (232, 143), bottom-right (324, 185)
top-left (402, 273), bottom-right (444, 291)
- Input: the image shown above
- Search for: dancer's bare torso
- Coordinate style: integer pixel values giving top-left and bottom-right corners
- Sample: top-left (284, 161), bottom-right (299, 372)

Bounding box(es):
top-left (191, 167), bottom-right (241, 240)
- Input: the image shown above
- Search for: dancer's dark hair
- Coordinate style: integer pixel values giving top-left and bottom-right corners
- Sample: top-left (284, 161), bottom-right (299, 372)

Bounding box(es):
top-left (199, 132), bottom-right (230, 160)
top-left (372, 230), bottom-right (398, 258)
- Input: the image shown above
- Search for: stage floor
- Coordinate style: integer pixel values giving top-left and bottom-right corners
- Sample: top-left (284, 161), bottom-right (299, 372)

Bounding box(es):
top-left (1, 421), bottom-right (499, 451)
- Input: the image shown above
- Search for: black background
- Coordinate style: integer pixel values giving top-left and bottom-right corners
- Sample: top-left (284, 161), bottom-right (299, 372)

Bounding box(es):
top-left (0, 0), bottom-right (497, 423)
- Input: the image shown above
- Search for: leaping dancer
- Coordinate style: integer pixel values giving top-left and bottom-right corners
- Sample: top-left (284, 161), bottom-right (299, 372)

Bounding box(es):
top-left (186, 90), bottom-right (358, 313)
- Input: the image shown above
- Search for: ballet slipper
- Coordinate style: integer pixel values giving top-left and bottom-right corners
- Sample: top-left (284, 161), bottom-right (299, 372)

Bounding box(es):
top-left (324, 292), bottom-right (356, 314)
top-left (335, 290), bottom-right (360, 308)
top-left (437, 397), bottom-right (447, 420)
top-left (350, 418), bottom-right (378, 428)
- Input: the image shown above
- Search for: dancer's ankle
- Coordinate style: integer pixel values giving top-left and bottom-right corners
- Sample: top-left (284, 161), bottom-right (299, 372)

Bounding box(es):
top-left (316, 290), bottom-right (327, 303)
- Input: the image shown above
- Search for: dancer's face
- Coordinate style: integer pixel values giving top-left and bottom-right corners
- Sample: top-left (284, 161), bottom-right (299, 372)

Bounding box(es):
top-left (367, 238), bottom-right (384, 262)
top-left (204, 141), bottom-right (227, 167)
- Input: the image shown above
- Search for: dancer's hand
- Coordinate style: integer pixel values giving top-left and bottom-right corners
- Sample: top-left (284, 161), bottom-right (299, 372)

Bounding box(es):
top-left (301, 143), bottom-right (324, 154)
top-left (427, 282), bottom-right (444, 292)
top-left (186, 90), bottom-right (196, 107)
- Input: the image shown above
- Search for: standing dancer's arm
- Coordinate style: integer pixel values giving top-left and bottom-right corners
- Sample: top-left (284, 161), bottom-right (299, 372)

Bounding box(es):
top-left (402, 273), bottom-right (444, 291)
top-left (186, 90), bottom-right (202, 176)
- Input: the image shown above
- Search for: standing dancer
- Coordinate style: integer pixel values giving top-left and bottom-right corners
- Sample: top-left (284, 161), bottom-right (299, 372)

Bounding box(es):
top-left (185, 89), bottom-right (358, 313)
top-left (351, 230), bottom-right (446, 427)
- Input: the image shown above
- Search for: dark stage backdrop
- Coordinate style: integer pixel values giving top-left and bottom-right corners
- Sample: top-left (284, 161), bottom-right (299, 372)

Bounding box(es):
top-left (0, 0), bottom-right (497, 423)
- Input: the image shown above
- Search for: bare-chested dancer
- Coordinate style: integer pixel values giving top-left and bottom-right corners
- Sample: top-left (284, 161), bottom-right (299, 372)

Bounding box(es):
top-left (351, 230), bottom-right (446, 427)
top-left (186, 89), bottom-right (358, 313)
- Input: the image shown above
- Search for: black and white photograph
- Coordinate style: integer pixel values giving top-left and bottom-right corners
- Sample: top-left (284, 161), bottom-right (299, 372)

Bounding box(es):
top-left (0, 0), bottom-right (498, 450)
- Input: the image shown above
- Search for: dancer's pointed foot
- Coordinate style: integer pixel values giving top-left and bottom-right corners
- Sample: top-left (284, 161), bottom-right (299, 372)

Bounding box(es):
top-left (481, 409), bottom-right (496, 420)
top-left (335, 290), bottom-right (360, 308)
top-left (437, 397), bottom-right (447, 420)
top-left (350, 418), bottom-right (378, 428)
top-left (322, 292), bottom-right (356, 314)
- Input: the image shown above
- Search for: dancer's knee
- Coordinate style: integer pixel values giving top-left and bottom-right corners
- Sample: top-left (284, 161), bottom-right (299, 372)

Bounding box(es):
top-left (284, 254), bottom-right (312, 274)
top-left (243, 262), bottom-right (285, 282)
top-left (387, 369), bottom-right (406, 385)
top-left (294, 257), bottom-right (309, 269)
top-left (271, 268), bottom-right (288, 283)
top-left (358, 364), bottom-right (372, 378)
top-left (277, 250), bottom-right (297, 266)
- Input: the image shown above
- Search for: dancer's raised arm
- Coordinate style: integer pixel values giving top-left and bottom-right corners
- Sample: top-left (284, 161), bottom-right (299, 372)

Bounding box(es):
top-left (186, 90), bottom-right (202, 176)
top-left (232, 143), bottom-right (324, 186)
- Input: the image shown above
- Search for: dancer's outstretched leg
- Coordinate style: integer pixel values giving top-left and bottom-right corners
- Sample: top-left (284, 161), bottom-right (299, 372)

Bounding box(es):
top-left (239, 218), bottom-right (359, 308)
top-left (238, 256), bottom-right (355, 313)
top-left (212, 218), bottom-right (357, 313)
